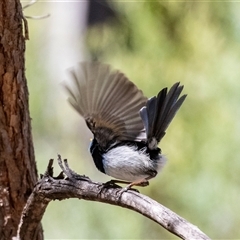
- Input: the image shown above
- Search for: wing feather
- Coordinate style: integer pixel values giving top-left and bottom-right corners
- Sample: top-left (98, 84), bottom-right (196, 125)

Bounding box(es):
top-left (64, 62), bottom-right (148, 146)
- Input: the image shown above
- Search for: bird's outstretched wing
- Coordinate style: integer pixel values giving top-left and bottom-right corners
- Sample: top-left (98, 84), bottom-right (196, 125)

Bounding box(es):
top-left (64, 62), bottom-right (147, 148)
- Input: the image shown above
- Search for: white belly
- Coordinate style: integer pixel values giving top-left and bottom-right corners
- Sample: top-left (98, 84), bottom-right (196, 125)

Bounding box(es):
top-left (102, 145), bottom-right (166, 182)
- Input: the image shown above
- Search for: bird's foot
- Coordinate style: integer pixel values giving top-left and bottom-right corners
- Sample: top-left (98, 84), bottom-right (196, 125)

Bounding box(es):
top-left (115, 179), bottom-right (149, 200)
top-left (98, 179), bottom-right (122, 196)
top-left (103, 180), bottom-right (122, 189)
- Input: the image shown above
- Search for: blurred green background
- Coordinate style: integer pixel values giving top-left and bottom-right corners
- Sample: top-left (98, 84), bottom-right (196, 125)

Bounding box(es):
top-left (23, 1), bottom-right (240, 239)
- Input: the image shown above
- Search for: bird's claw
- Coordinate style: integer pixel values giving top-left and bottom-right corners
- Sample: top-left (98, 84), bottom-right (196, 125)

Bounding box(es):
top-left (103, 180), bottom-right (122, 188)
top-left (98, 180), bottom-right (122, 196)
top-left (115, 186), bottom-right (140, 201)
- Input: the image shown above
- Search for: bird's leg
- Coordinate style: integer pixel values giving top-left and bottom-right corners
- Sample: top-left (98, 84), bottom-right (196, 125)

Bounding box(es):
top-left (99, 179), bottom-right (138, 196)
top-left (114, 178), bottom-right (148, 200)
top-left (117, 171), bottom-right (158, 196)
top-left (121, 178), bottom-right (149, 191)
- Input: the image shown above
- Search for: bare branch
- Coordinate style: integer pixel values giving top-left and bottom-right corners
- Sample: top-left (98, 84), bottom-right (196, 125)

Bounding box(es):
top-left (22, 0), bottom-right (38, 10)
top-left (21, 0), bottom-right (50, 40)
top-left (15, 156), bottom-right (211, 240)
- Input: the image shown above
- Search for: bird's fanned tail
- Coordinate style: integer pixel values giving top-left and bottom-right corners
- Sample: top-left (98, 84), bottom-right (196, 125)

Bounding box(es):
top-left (140, 82), bottom-right (187, 149)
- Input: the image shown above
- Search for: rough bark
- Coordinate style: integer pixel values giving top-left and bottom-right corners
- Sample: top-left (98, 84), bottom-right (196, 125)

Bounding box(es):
top-left (0, 0), bottom-right (43, 239)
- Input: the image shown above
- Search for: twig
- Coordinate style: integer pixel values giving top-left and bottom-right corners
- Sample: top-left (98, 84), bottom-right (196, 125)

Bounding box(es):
top-left (21, 0), bottom-right (50, 40)
top-left (14, 155), bottom-right (211, 240)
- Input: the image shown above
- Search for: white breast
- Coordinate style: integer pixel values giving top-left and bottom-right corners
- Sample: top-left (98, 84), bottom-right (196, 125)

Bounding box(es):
top-left (102, 145), bottom-right (166, 182)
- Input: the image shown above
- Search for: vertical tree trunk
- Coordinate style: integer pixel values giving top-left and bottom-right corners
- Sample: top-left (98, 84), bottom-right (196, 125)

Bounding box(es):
top-left (0, 0), bottom-right (43, 239)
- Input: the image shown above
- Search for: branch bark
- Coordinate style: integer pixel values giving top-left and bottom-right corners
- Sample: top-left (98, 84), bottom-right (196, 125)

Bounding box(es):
top-left (15, 156), bottom-right (211, 240)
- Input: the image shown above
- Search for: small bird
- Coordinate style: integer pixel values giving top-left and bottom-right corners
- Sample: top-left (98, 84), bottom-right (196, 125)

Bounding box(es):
top-left (64, 62), bottom-right (187, 191)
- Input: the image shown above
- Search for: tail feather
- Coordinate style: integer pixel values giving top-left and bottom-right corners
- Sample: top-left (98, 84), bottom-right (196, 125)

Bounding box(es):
top-left (140, 82), bottom-right (187, 148)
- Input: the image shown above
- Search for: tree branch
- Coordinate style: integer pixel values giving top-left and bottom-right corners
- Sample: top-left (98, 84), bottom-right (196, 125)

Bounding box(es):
top-left (14, 156), bottom-right (211, 240)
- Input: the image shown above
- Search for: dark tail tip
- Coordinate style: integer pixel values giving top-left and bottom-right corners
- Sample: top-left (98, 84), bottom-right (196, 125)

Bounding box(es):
top-left (140, 82), bottom-right (187, 147)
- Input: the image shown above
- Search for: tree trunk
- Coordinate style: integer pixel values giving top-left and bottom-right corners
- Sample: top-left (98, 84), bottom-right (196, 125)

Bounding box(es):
top-left (0, 0), bottom-right (43, 239)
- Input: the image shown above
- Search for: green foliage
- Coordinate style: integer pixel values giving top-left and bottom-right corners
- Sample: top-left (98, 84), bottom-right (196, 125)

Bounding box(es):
top-left (26, 1), bottom-right (240, 239)
top-left (85, 2), bottom-right (240, 238)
